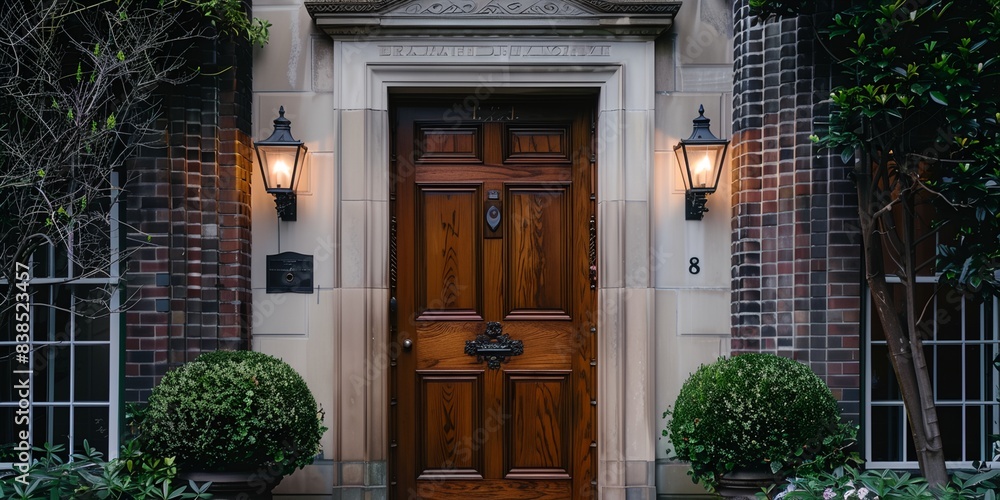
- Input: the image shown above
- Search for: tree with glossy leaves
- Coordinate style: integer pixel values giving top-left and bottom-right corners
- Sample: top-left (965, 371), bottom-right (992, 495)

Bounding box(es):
top-left (751, 0), bottom-right (1000, 486)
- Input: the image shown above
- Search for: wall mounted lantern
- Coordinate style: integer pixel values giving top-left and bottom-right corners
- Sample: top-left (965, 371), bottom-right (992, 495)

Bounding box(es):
top-left (674, 105), bottom-right (728, 221)
top-left (254, 106), bottom-right (308, 221)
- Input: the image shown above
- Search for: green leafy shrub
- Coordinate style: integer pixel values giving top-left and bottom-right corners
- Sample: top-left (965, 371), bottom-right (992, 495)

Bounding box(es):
top-left (664, 353), bottom-right (858, 491)
top-left (0, 440), bottom-right (211, 499)
top-left (142, 350), bottom-right (327, 477)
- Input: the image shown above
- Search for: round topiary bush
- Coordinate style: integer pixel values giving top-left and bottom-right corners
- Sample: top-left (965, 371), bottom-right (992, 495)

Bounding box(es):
top-left (664, 353), bottom-right (853, 491)
top-left (142, 350), bottom-right (326, 477)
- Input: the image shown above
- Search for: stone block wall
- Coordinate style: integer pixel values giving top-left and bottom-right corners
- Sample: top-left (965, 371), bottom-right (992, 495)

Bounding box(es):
top-left (730, 0), bottom-right (862, 420)
top-left (123, 34), bottom-right (254, 403)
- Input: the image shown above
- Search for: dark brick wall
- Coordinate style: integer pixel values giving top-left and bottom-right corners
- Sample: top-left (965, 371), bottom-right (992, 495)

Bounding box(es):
top-left (123, 32), bottom-right (254, 403)
top-left (730, 0), bottom-right (862, 420)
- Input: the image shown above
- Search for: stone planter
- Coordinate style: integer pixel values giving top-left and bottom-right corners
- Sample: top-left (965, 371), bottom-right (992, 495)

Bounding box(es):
top-left (177, 470), bottom-right (283, 500)
top-left (715, 468), bottom-right (778, 500)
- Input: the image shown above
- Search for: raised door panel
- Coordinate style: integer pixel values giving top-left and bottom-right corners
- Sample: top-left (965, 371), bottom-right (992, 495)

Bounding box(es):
top-left (417, 372), bottom-right (485, 479)
top-left (505, 186), bottom-right (571, 320)
top-left (504, 124), bottom-right (572, 164)
top-left (505, 372), bottom-right (572, 478)
top-left (416, 123), bottom-right (483, 164)
top-left (416, 186), bottom-right (482, 320)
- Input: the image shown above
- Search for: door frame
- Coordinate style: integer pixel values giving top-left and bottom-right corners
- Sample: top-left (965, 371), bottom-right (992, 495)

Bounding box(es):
top-left (329, 44), bottom-right (659, 498)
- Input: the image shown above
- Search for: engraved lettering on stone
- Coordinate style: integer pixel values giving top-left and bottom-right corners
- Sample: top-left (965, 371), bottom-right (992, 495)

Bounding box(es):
top-left (378, 44), bottom-right (610, 57)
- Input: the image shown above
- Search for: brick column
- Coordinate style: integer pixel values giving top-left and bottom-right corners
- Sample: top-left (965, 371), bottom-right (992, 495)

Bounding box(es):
top-left (730, 0), bottom-right (862, 420)
top-left (124, 33), bottom-right (253, 403)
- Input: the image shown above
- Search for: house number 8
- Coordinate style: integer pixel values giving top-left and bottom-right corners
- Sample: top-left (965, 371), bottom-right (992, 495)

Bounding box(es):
top-left (688, 257), bottom-right (700, 275)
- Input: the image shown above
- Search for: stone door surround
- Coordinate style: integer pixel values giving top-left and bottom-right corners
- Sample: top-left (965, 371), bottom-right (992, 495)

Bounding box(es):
top-left (308, 1), bottom-right (676, 496)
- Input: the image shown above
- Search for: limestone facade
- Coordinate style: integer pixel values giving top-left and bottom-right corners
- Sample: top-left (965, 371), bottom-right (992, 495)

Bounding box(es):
top-left (249, 0), bottom-right (735, 497)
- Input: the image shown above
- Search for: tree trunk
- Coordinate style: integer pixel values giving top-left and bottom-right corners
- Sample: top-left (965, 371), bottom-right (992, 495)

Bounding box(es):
top-left (865, 272), bottom-right (948, 486)
top-left (857, 165), bottom-right (948, 487)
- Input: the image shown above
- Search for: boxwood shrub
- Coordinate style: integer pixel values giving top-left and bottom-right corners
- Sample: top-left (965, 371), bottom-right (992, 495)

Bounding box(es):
top-left (142, 350), bottom-right (326, 477)
top-left (664, 353), bottom-right (856, 491)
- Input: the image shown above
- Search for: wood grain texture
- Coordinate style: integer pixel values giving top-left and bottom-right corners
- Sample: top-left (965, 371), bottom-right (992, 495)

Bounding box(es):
top-left (505, 125), bottom-right (572, 164)
top-left (506, 372), bottom-right (571, 475)
top-left (417, 322), bottom-right (576, 370)
top-left (506, 187), bottom-right (570, 319)
top-left (417, 124), bottom-right (483, 163)
top-left (412, 479), bottom-right (572, 500)
top-left (417, 372), bottom-right (484, 477)
top-left (392, 98), bottom-right (597, 499)
top-left (416, 186), bottom-right (482, 320)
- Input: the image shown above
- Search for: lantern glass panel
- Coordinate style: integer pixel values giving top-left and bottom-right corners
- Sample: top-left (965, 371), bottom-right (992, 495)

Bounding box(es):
top-left (259, 147), bottom-right (299, 190)
top-left (683, 145), bottom-right (721, 190)
top-left (673, 146), bottom-right (690, 191)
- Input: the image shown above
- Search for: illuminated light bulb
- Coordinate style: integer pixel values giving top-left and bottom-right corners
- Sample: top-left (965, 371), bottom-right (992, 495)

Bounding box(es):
top-left (273, 159), bottom-right (291, 189)
top-left (694, 154), bottom-right (712, 188)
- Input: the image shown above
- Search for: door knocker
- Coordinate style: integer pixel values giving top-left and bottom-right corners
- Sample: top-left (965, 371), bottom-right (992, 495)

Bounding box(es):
top-left (465, 322), bottom-right (523, 369)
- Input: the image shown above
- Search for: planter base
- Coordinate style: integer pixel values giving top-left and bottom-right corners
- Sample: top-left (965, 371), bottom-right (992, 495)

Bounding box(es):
top-left (178, 470), bottom-right (283, 500)
top-left (715, 468), bottom-right (777, 500)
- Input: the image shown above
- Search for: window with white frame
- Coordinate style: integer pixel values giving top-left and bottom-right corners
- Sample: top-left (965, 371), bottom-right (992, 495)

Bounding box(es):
top-left (865, 276), bottom-right (1000, 467)
top-left (0, 193), bottom-right (120, 461)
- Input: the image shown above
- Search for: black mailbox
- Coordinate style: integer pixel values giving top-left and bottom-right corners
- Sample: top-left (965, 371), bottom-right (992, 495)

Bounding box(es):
top-left (266, 252), bottom-right (314, 293)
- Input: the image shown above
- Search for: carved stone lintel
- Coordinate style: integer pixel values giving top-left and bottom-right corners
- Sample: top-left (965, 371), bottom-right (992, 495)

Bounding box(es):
top-left (305, 0), bottom-right (680, 37)
top-left (396, 0), bottom-right (587, 16)
top-left (306, 0), bottom-right (408, 14)
top-left (306, 0), bottom-right (680, 15)
top-left (577, 0), bottom-right (680, 14)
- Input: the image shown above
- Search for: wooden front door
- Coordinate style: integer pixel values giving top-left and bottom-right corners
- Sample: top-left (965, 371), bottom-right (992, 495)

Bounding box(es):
top-left (390, 97), bottom-right (597, 499)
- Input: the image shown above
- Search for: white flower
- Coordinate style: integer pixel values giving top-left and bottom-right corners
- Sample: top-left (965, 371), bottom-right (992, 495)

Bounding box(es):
top-left (774, 482), bottom-right (796, 499)
top-left (857, 487), bottom-right (870, 499)
top-left (823, 488), bottom-right (836, 500)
